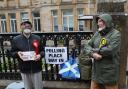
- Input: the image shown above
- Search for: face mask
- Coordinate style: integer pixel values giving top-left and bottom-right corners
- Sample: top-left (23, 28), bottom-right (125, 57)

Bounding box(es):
top-left (23, 29), bottom-right (31, 34)
top-left (98, 28), bottom-right (103, 31)
top-left (98, 26), bottom-right (106, 31)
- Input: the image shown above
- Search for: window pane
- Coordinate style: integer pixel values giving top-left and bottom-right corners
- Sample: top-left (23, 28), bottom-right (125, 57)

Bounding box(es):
top-left (62, 0), bottom-right (72, 2)
top-left (38, 19), bottom-right (41, 31)
top-left (33, 12), bottom-right (41, 32)
top-left (79, 21), bottom-right (84, 31)
top-left (34, 18), bottom-right (41, 31)
top-left (52, 10), bottom-right (58, 32)
top-left (63, 17), bottom-right (68, 31)
top-left (0, 15), bottom-right (6, 33)
top-left (1, 20), bottom-right (6, 33)
top-left (62, 10), bottom-right (73, 31)
top-left (34, 19), bottom-right (37, 31)
top-left (21, 12), bottom-right (29, 22)
top-left (63, 10), bottom-right (72, 15)
top-left (52, 10), bottom-right (57, 16)
top-left (33, 12), bottom-right (40, 17)
top-left (53, 17), bottom-right (58, 32)
top-left (54, 17), bottom-right (57, 25)
top-left (1, 15), bottom-right (5, 19)
top-left (9, 13), bottom-right (17, 32)
top-left (78, 9), bottom-right (84, 31)
top-left (69, 16), bottom-right (73, 31)
top-left (11, 20), bottom-right (14, 32)
top-left (10, 13), bottom-right (16, 19)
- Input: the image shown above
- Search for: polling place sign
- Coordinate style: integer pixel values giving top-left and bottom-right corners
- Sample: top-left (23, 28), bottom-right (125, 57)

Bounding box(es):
top-left (45, 47), bottom-right (67, 64)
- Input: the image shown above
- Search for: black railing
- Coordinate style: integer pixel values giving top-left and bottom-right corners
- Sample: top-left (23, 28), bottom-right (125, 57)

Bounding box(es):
top-left (0, 31), bottom-right (93, 80)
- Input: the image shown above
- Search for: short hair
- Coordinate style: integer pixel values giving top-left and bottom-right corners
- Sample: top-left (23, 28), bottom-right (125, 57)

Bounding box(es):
top-left (20, 21), bottom-right (32, 27)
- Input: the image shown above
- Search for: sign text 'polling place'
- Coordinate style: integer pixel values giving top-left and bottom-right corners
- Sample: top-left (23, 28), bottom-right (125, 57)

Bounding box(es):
top-left (45, 47), bottom-right (67, 64)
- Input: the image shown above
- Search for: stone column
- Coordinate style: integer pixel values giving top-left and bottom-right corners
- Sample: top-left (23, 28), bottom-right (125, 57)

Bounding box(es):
top-left (15, 0), bottom-right (20, 8)
top-left (28, 9), bottom-right (33, 23)
top-left (57, 0), bottom-right (61, 5)
top-left (16, 11), bottom-right (21, 32)
top-left (58, 9), bottom-right (62, 32)
top-left (4, 0), bottom-right (8, 7)
top-left (72, 0), bottom-right (77, 4)
top-left (73, 6), bottom-right (78, 31)
top-left (57, 0), bottom-right (62, 31)
top-left (5, 13), bottom-right (10, 33)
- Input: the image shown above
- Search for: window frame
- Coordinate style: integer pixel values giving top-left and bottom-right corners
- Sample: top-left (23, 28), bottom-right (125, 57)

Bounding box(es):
top-left (62, 10), bottom-right (74, 32)
top-left (0, 19), bottom-right (6, 33)
top-left (32, 12), bottom-right (41, 32)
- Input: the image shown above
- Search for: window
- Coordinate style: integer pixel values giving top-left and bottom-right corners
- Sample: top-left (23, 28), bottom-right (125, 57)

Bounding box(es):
top-left (61, 0), bottom-right (72, 2)
top-left (33, 12), bottom-right (41, 32)
top-left (21, 12), bottom-right (29, 22)
top-left (0, 15), bottom-right (6, 33)
top-left (62, 0), bottom-right (72, 2)
top-left (78, 9), bottom-right (85, 31)
top-left (62, 10), bottom-right (73, 31)
top-left (77, 0), bottom-right (84, 2)
top-left (52, 10), bottom-right (58, 32)
top-left (9, 13), bottom-right (17, 32)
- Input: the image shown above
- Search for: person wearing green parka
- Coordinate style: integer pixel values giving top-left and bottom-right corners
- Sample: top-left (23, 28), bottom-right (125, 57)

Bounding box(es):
top-left (84, 14), bottom-right (121, 89)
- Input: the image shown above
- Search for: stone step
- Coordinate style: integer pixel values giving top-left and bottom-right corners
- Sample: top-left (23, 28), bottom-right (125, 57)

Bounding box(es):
top-left (0, 80), bottom-right (90, 89)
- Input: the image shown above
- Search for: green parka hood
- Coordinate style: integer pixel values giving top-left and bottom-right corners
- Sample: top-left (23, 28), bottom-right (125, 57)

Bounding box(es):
top-left (97, 14), bottom-right (113, 28)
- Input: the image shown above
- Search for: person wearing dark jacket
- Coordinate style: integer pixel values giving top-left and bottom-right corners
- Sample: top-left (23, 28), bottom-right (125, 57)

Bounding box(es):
top-left (11, 21), bottom-right (44, 89)
top-left (84, 14), bottom-right (121, 89)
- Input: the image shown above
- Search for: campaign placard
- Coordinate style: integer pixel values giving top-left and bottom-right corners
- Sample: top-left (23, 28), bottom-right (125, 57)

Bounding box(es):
top-left (45, 47), bottom-right (67, 64)
top-left (20, 51), bottom-right (35, 61)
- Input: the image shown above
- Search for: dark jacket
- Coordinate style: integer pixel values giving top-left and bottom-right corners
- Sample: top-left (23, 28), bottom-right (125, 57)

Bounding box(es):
top-left (11, 34), bottom-right (44, 73)
top-left (84, 14), bottom-right (121, 85)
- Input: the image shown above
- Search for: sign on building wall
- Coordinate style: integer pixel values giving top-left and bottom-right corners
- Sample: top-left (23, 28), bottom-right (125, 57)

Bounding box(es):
top-left (45, 47), bottom-right (67, 64)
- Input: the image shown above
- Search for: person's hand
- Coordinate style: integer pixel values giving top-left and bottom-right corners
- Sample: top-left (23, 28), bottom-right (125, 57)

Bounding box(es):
top-left (92, 53), bottom-right (102, 60)
top-left (34, 54), bottom-right (41, 61)
top-left (17, 51), bottom-right (24, 60)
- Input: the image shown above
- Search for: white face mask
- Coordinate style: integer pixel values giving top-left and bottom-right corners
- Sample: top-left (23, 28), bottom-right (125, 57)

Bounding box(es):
top-left (23, 29), bottom-right (31, 34)
top-left (98, 28), bottom-right (103, 31)
top-left (98, 26), bottom-right (106, 31)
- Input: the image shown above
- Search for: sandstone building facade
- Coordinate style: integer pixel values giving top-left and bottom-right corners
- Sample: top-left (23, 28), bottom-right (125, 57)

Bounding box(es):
top-left (0, 0), bottom-right (127, 33)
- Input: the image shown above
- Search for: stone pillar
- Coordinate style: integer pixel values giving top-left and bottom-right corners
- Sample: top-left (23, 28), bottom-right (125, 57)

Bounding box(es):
top-left (29, 0), bottom-right (32, 6)
top-left (94, 0), bottom-right (98, 14)
top-left (5, 13), bottom-right (10, 33)
top-left (15, 0), bottom-right (20, 8)
top-left (58, 9), bottom-right (62, 32)
top-left (73, 6), bottom-right (78, 31)
top-left (57, 0), bottom-right (61, 5)
top-left (16, 12), bottom-right (21, 32)
top-left (72, 0), bottom-right (77, 4)
top-left (124, 0), bottom-right (128, 14)
top-left (28, 9), bottom-right (32, 23)
top-left (4, 0), bottom-right (8, 7)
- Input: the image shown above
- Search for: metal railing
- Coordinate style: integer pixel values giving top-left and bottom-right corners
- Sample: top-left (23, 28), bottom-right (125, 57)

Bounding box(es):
top-left (0, 31), bottom-right (93, 81)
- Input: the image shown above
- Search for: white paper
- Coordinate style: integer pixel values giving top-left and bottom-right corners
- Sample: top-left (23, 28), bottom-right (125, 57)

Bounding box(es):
top-left (21, 51), bottom-right (35, 61)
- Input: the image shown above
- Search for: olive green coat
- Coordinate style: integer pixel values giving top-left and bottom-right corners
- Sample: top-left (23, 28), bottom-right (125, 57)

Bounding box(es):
top-left (84, 14), bottom-right (121, 85)
top-left (78, 53), bottom-right (92, 80)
